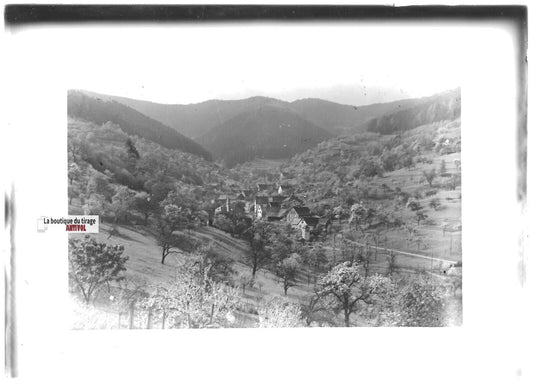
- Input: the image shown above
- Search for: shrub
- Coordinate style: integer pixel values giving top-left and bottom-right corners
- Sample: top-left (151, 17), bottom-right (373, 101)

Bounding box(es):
top-left (395, 192), bottom-right (409, 206)
top-left (413, 190), bottom-right (423, 200)
top-left (429, 198), bottom-right (441, 210)
top-left (406, 198), bottom-right (423, 212)
top-left (357, 157), bottom-right (384, 178)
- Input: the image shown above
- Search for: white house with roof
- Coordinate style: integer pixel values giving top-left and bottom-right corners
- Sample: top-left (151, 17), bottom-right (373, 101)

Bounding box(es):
top-left (285, 206), bottom-right (311, 224)
top-left (298, 216), bottom-right (320, 240)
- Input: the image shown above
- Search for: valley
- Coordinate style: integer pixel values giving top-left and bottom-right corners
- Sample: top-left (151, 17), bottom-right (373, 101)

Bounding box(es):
top-left (68, 88), bottom-right (462, 328)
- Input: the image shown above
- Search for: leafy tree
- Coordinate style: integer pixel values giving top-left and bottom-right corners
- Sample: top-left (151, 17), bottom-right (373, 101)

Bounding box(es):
top-left (141, 264), bottom-right (233, 328)
top-left (189, 245), bottom-right (235, 285)
top-left (403, 154), bottom-right (414, 170)
top-left (124, 137), bottom-right (141, 176)
top-left (111, 186), bottom-right (135, 224)
top-left (269, 232), bottom-right (294, 263)
top-left (380, 150), bottom-right (398, 172)
top-left (69, 235), bottom-right (129, 304)
top-left (144, 180), bottom-right (174, 205)
top-left (155, 189), bottom-right (205, 264)
top-left (86, 193), bottom-right (113, 219)
top-left (388, 276), bottom-right (447, 327)
top-left (275, 253), bottom-right (301, 295)
top-left (301, 244), bottom-right (328, 285)
top-left (258, 296), bottom-right (303, 327)
top-left (309, 245), bottom-right (328, 272)
top-left (220, 204), bottom-right (249, 237)
top-left (68, 185), bottom-right (78, 206)
top-left (213, 214), bottom-right (234, 234)
top-left (175, 275), bottom-right (240, 329)
top-left (68, 162), bottom-right (83, 185)
top-left (138, 283), bottom-right (174, 329)
top-left (87, 171), bottom-right (115, 202)
top-left (125, 138), bottom-right (140, 160)
top-left (422, 168), bottom-right (437, 187)
top-left (332, 205), bottom-right (349, 226)
top-left (67, 132), bottom-right (88, 164)
top-left (162, 188), bottom-right (205, 230)
top-left (357, 157), bottom-right (384, 178)
top-left (138, 247), bottom-right (240, 328)
top-left (132, 192), bottom-right (158, 225)
top-left (317, 261), bottom-right (391, 326)
top-left (349, 202), bottom-right (367, 231)
top-left (68, 163), bottom-right (85, 205)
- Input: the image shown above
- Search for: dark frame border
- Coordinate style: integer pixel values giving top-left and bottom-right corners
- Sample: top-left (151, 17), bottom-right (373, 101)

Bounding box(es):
top-left (3, 5), bottom-right (528, 25)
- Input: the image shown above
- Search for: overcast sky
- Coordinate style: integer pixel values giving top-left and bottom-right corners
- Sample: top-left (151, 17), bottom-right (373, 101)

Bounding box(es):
top-left (14, 23), bottom-right (466, 105)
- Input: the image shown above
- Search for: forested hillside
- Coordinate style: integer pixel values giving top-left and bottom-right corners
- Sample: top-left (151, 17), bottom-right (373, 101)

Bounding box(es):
top-left (289, 97), bottom-right (419, 134)
top-left (367, 88), bottom-right (460, 134)
top-left (68, 91), bottom-right (212, 160)
top-left (198, 103), bottom-right (333, 167)
top-left (68, 117), bottom-right (234, 216)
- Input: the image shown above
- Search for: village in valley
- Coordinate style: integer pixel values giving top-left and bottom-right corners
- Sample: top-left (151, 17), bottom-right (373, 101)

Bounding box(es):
top-left (213, 182), bottom-right (329, 241)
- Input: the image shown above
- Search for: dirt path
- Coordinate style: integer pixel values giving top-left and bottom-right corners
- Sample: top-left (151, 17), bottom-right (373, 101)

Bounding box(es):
top-left (326, 241), bottom-right (458, 265)
top-left (188, 226), bottom-right (249, 260)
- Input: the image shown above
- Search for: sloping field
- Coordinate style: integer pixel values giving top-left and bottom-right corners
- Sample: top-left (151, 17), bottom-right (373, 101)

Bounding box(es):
top-left (70, 223), bottom-right (323, 326)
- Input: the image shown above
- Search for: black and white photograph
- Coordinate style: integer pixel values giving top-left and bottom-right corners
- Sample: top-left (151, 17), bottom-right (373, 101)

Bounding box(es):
top-left (66, 61), bottom-right (462, 329)
top-left (2, 3), bottom-right (530, 386)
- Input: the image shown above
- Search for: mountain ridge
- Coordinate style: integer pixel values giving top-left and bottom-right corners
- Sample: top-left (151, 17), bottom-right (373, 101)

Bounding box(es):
top-left (80, 89), bottom-right (458, 139)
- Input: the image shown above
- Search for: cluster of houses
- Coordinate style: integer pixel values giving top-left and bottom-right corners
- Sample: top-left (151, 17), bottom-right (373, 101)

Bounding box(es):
top-left (211, 182), bottom-right (330, 241)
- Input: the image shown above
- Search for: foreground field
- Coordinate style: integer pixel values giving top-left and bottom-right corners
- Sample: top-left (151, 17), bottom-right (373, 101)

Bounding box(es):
top-left (70, 217), bottom-right (462, 328)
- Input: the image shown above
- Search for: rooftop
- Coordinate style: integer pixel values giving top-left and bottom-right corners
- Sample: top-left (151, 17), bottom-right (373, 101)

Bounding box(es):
top-left (300, 216), bottom-right (320, 227)
top-left (293, 206), bottom-right (311, 216)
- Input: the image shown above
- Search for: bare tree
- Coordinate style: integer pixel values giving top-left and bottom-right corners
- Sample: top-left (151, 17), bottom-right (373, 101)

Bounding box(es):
top-left (422, 168), bottom-right (437, 187)
top-left (242, 222), bottom-right (271, 279)
top-left (385, 251), bottom-right (397, 277)
top-left (415, 211), bottom-right (427, 225)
